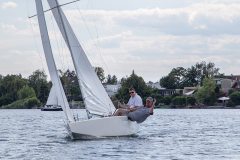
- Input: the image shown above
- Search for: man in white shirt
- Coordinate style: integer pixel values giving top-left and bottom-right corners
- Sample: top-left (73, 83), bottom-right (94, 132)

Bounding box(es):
top-left (118, 88), bottom-right (142, 110)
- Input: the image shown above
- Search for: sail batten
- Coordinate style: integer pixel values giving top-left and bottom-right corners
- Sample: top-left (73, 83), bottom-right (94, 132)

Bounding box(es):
top-left (47, 0), bottom-right (116, 116)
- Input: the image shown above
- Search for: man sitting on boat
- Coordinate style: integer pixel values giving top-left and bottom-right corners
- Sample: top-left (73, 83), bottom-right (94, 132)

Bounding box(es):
top-left (118, 88), bottom-right (143, 110)
top-left (114, 97), bottom-right (156, 124)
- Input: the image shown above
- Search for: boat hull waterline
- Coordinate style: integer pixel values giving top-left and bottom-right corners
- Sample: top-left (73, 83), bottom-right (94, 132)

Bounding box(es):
top-left (41, 108), bottom-right (63, 111)
top-left (68, 116), bottom-right (138, 138)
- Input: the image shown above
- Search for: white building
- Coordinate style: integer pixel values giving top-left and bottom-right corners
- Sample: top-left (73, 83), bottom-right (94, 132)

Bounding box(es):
top-left (146, 81), bottom-right (164, 89)
top-left (103, 83), bottom-right (121, 98)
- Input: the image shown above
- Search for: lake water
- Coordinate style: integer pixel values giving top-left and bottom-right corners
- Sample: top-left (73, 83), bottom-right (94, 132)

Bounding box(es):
top-left (1, 109), bottom-right (240, 159)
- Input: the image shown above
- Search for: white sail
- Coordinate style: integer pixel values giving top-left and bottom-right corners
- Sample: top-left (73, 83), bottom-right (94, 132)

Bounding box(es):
top-left (47, 0), bottom-right (116, 116)
top-left (46, 86), bottom-right (60, 106)
top-left (35, 0), bottom-right (74, 122)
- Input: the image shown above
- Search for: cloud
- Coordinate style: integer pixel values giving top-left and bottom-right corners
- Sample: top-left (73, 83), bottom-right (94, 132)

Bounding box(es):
top-left (76, 31), bottom-right (240, 81)
top-left (8, 50), bottom-right (38, 56)
top-left (1, 2), bottom-right (17, 10)
top-left (66, 3), bottom-right (240, 35)
top-left (1, 50), bottom-right (39, 59)
top-left (1, 23), bottom-right (38, 36)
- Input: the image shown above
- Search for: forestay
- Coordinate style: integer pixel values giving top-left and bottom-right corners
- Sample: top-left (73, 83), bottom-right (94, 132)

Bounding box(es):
top-left (35, 0), bottom-right (74, 122)
top-left (47, 0), bottom-right (116, 116)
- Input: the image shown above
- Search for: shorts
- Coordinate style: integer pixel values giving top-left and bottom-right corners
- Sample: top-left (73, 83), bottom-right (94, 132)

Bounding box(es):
top-left (122, 109), bottom-right (135, 121)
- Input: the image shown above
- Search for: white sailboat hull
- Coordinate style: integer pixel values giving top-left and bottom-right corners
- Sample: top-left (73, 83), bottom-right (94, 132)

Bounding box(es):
top-left (68, 116), bottom-right (138, 138)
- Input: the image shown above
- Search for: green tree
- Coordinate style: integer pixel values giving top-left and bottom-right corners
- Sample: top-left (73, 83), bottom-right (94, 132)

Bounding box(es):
top-left (64, 69), bottom-right (76, 77)
top-left (116, 74), bottom-right (149, 104)
top-left (163, 95), bottom-right (171, 105)
top-left (160, 75), bottom-right (178, 89)
top-left (0, 74), bottom-right (27, 105)
top-left (185, 61), bottom-right (220, 86)
top-left (168, 67), bottom-right (187, 88)
top-left (171, 93), bottom-right (180, 100)
top-left (106, 74), bottom-right (118, 84)
top-left (186, 96), bottom-right (196, 105)
top-left (111, 75), bottom-right (117, 84)
top-left (160, 61), bottom-right (221, 89)
top-left (38, 82), bottom-right (49, 103)
top-left (179, 90), bottom-right (183, 95)
top-left (27, 97), bottom-right (40, 109)
top-left (106, 74), bottom-right (112, 84)
top-left (94, 67), bottom-right (105, 83)
top-left (18, 85), bottom-right (36, 100)
top-left (230, 92), bottom-right (240, 105)
top-left (27, 69), bottom-right (50, 100)
top-left (209, 92), bottom-right (217, 106)
top-left (70, 84), bottom-right (81, 96)
top-left (226, 100), bottom-right (235, 107)
top-left (58, 69), bottom-right (69, 88)
top-left (228, 89), bottom-right (235, 96)
top-left (195, 74), bottom-right (217, 104)
top-left (172, 96), bottom-right (186, 105)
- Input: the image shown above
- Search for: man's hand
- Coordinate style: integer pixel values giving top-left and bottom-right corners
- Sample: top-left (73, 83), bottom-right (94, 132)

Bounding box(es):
top-left (149, 99), bottom-right (156, 115)
top-left (153, 98), bottom-right (156, 105)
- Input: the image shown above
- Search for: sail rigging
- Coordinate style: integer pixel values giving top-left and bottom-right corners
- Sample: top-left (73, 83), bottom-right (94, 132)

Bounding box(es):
top-left (47, 0), bottom-right (116, 116)
top-left (35, 0), bottom-right (74, 122)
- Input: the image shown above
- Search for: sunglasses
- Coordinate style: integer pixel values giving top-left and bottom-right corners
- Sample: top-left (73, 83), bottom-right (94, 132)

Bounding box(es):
top-left (129, 92), bottom-right (135, 94)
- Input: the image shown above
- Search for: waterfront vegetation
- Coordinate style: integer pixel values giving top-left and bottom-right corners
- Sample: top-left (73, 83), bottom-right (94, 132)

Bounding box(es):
top-left (1, 61), bottom-right (240, 109)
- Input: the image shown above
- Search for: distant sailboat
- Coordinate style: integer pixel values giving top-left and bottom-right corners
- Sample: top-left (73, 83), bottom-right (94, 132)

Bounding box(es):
top-left (35, 0), bottom-right (138, 138)
top-left (41, 87), bottom-right (62, 111)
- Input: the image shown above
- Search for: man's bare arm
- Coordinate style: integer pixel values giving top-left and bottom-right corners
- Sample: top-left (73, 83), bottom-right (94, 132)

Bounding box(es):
top-left (149, 99), bottom-right (156, 114)
top-left (126, 106), bottom-right (139, 113)
top-left (118, 102), bottom-right (130, 109)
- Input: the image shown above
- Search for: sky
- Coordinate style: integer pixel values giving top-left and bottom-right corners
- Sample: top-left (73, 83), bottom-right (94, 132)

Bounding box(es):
top-left (1, 0), bottom-right (240, 82)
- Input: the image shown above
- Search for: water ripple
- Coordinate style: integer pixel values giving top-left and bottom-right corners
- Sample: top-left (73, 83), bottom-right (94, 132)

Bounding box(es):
top-left (1, 109), bottom-right (240, 159)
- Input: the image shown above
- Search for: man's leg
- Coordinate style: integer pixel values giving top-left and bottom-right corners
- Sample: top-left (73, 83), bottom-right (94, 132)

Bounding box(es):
top-left (114, 108), bottom-right (123, 116)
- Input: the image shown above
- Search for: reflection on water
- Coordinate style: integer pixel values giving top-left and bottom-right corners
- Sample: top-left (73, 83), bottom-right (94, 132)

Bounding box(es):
top-left (1, 109), bottom-right (240, 159)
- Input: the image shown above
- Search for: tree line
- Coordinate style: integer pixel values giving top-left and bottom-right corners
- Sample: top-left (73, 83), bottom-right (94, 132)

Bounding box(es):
top-left (2, 61), bottom-right (239, 108)
top-left (160, 61), bottom-right (225, 89)
top-left (0, 67), bottom-right (119, 108)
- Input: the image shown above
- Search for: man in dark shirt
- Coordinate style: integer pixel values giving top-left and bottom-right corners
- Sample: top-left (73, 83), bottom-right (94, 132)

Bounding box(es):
top-left (114, 97), bottom-right (156, 124)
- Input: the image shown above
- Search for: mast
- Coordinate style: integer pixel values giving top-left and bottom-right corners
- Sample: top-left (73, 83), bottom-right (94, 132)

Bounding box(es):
top-left (48, 0), bottom-right (116, 117)
top-left (54, 0), bottom-right (90, 118)
top-left (35, 0), bottom-right (74, 122)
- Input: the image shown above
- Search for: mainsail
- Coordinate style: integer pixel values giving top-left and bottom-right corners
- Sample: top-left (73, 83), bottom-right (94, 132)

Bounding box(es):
top-left (47, 0), bottom-right (116, 116)
top-left (35, 0), bottom-right (74, 122)
top-left (46, 87), bottom-right (59, 106)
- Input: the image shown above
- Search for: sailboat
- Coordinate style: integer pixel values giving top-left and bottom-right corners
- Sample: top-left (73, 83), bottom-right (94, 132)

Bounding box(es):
top-left (41, 87), bottom-right (63, 111)
top-left (35, 0), bottom-right (138, 138)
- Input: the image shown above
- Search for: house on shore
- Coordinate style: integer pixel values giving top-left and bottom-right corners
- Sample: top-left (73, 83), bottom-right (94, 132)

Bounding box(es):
top-left (146, 81), bottom-right (163, 89)
top-left (231, 81), bottom-right (240, 91)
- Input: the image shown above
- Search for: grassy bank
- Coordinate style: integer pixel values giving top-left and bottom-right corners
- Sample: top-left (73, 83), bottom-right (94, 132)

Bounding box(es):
top-left (2, 97), bottom-right (39, 109)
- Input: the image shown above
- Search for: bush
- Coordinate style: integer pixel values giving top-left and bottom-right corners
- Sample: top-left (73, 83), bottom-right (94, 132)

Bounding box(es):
top-left (74, 97), bottom-right (83, 101)
top-left (164, 95), bottom-right (171, 105)
top-left (2, 97), bottom-right (39, 109)
top-left (18, 85), bottom-right (36, 100)
top-left (27, 97), bottom-right (39, 109)
top-left (230, 92), bottom-right (240, 105)
top-left (209, 92), bottom-right (217, 106)
top-left (179, 90), bottom-right (183, 95)
top-left (3, 99), bottom-right (27, 109)
top-left (171, 93), bottom-right (180, 100)
top-left (172, 96), bottom-right (186, 105)
top-left (186, 96), bottom-right (196, 105)
top-left (149, 93), bottom-right (164, 105)
top-left (228, 89), bottom-right (235, 96)
top-left (226, 100), bottom-right (235, 107)
top-left (0, 96), bottom-right (12, 107)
